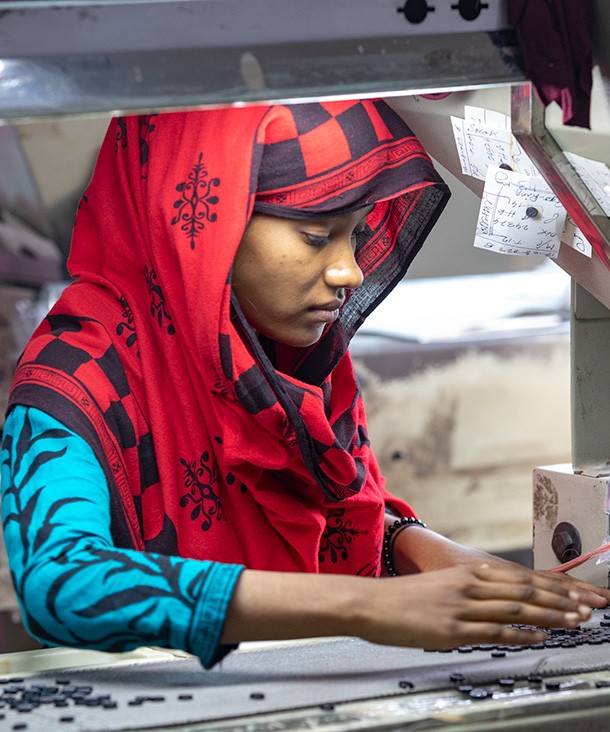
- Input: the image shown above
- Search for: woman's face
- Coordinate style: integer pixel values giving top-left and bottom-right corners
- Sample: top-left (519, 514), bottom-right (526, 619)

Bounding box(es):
top-left (232, 206), bottom-right (373, 347)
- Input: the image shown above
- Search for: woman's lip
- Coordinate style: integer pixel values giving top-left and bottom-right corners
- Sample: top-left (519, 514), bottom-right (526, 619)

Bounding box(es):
top-left (308, 308), bottom-right (340, 323)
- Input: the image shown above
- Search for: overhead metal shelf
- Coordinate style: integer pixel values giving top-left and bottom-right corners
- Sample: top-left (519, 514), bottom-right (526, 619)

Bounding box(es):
top-left (0, 0), bottom-right (524, 119)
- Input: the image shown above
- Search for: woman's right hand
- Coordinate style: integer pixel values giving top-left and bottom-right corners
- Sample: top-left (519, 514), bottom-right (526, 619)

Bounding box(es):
top-left (221, 563), bottom-right (593, 650)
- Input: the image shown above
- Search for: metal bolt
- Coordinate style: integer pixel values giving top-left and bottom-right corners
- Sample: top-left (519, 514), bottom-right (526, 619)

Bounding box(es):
top-left (551, 521), bottom-right (582, 563)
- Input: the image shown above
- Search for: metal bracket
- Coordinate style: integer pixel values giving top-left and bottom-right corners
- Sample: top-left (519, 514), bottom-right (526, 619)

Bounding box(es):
top-left (511, 83), bottom-right (610, 475)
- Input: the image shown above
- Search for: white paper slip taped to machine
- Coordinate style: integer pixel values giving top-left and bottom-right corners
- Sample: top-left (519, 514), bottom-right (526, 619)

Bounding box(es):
top-left (464, 105), bottom-right (511, 131)
top-left (561, 215), bottom-right (592, 258)
top-left (474, 166), bottom-right (566, 258)
top-left (564, 151), bottom-right (610, 217)
top-left (451, 115), bottom-right (538, 181)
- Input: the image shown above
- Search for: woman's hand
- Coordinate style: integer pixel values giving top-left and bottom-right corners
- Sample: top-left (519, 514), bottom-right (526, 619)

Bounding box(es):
top-left (524, 568), bottom-right (610, 608)
top-left (222, 562), bottom-right (593, 651)
top-left (366, 563), bottom-right (591, 649)
top-left (390, 524), bottom-right (610, 609)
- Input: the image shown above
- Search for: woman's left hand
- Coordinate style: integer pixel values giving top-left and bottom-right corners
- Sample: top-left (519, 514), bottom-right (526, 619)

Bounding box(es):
top-left (527, 568), bottom-right (610, 609)
top-left (390, 524), bottom-right (610, 609)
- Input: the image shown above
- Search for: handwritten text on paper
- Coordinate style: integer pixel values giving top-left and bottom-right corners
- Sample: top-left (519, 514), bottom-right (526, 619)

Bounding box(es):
top-left (474, 167), bottom-right (565, 258)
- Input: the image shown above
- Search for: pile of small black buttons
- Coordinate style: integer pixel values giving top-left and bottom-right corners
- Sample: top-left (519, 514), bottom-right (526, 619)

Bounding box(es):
top-left (424, 617), bottom-right (610, 656)
top-left (0, 676), bottom-right (118, 727)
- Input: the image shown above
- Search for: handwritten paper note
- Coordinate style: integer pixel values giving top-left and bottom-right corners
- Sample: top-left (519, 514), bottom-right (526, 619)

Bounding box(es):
top-left (474, 167), bottom-right (565, 258)
top-left (464, 105), bottom-right (511, 131)
top-left (451, 107), bottom-right (595, 259)
top-left (561, 215), bottom-right (592, 258)
top-left (451, 107), bottom-right (538, 181)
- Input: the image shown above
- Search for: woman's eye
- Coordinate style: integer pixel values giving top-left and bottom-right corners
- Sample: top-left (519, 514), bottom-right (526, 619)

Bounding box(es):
top-left (304, 233), bottom-right (329, 248)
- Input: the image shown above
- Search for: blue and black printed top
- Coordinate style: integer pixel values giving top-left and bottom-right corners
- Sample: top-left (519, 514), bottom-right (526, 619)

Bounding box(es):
top-left (1, 405), bottom-right (243, 668)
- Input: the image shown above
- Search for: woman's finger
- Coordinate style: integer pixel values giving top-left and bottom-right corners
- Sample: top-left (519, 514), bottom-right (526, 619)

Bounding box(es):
top-left (464, 582), bottom-right (592, 617)
top-left (535, 570), bottom-right (610, 607)
top-left (428, 620), bottom-right (559, 649)
top-left (469, 564), bottom-right (592, 608)
top-left (455, 598), bottom-right (589, 628)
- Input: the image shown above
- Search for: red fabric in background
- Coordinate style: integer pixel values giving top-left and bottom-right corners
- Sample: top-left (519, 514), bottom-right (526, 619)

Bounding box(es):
top-left (509, 0), bottom-right (594, 128)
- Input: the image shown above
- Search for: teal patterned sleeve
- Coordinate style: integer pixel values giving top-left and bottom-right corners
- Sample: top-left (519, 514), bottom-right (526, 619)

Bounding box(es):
top-left (1, 405), bottom-right (244, 668)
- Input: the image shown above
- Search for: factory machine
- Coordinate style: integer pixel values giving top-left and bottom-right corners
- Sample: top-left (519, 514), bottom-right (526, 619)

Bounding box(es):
top-left (2, 0), bottom-right (610, 729)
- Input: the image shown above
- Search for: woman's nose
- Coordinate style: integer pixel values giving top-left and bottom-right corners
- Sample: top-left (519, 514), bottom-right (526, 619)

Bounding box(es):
top-left (324, 243), bottom-right (364, 292)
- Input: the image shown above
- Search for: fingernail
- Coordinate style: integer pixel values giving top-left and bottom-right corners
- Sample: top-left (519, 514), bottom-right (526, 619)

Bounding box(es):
top-left (579, 604), bottom-right (592, 616)
top-left (565, 612), bottom-right (581, 623)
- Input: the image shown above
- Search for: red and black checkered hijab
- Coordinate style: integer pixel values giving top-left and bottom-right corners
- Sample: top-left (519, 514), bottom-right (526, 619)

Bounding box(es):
top-left (10, 100), bottom-right (449, 576)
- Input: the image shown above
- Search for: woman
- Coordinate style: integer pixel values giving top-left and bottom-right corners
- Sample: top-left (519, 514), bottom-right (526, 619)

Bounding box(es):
top-left (2, 100), bottom-right (607, 668)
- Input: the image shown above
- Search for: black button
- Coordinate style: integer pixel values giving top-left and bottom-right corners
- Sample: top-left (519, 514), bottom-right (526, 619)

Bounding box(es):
top-left (396, 0), bottom-right (435, 24)
top-left (469, 688), bottom-right (491, 699)
top-left (451, 0), bottom-right (489, 21)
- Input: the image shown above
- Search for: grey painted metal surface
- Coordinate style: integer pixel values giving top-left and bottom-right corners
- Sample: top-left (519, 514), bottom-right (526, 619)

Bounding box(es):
top-left (0, 0), bottom-right (523, 119)
top-left (571, 283), bottom-right (610, 475)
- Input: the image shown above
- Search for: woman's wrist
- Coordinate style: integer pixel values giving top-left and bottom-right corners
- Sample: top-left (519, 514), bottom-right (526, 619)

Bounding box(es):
top-left (391, 527), bottom-right (496, 575)
top-left (382, 517), bottom-right (427, 576)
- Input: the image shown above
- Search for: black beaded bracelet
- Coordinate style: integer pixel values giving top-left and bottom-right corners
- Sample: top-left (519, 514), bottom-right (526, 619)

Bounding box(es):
top-left (382, 516), bottom-right (427, 577)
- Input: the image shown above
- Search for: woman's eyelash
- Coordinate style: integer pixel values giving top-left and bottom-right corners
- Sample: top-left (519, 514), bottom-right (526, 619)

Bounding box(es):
top-left (305, 234), bottom-right (329, 247)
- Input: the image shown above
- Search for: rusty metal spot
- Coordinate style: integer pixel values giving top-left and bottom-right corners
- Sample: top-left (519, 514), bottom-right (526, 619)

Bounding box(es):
top-left (533, 474), bottom-right (558, 530)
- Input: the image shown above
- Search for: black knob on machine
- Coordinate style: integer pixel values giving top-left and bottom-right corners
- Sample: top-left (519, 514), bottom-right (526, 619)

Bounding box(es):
top-left (396, 0), bottom-right (435, 24)
top-left (451, 0), bottom-right (489, 21)
top-left (551, 521), bottom-right (582, 564)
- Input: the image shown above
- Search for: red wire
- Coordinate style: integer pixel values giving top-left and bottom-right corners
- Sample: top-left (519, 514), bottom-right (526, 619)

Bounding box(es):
top-left (549, 539), bottom-right (610, 573)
